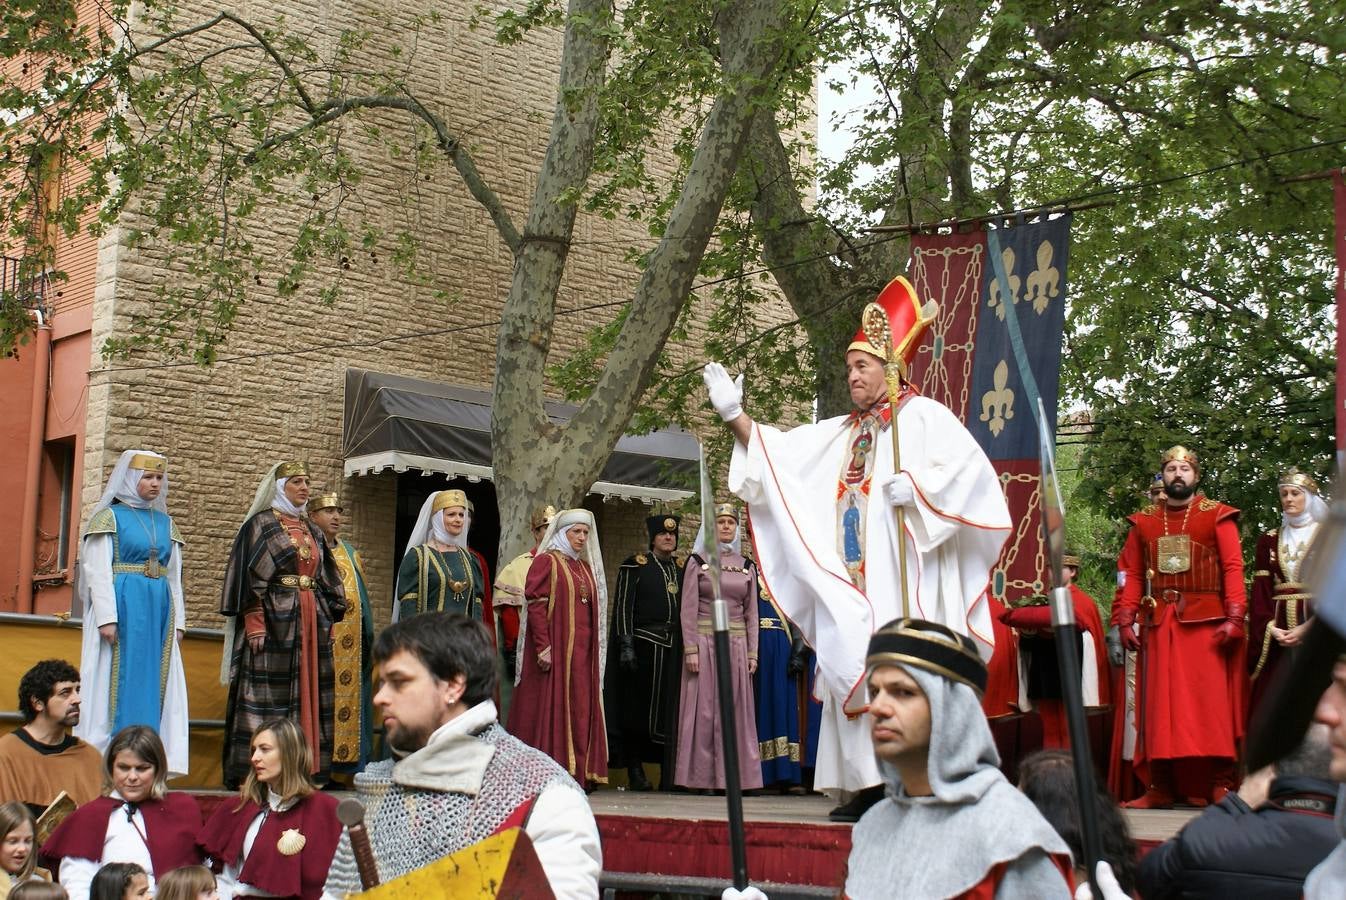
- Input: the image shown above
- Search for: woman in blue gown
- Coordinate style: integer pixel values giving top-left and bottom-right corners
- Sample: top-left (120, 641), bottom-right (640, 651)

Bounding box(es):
top-left (75, 449), bottom-right (189, 776)
top-left (754, 583), bottom-right (803, 790)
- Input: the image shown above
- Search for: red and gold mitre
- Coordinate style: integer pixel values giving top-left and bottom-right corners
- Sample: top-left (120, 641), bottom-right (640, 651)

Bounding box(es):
top-left (1160, 445), bottom-right (1199, 474)
top-left (847, 275), bottom-right (939, 370)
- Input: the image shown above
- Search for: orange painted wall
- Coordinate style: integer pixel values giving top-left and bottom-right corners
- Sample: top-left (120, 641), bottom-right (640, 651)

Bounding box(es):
top-left (0, 347), bottom-right (42, 611)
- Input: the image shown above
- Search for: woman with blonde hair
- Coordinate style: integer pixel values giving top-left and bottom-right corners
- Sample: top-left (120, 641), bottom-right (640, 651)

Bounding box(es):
top-left (0, 803), bottom-right (48, 898)
top-left (150, 866), bottom-right (216, 900)
top-left (198, 718), bottom-right (341, 900)
top-left (41, 727), bottom-right (201, 900)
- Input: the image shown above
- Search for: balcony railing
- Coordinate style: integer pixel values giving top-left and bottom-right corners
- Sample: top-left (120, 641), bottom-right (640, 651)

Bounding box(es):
top-left (1, 255), bottom-right (49, 311)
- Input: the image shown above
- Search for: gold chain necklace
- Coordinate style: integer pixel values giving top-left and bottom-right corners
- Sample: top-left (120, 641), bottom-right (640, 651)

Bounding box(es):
top-left (126, 505), bottom-right (162, 578)
top-left (1155, 500), bottom-right (1195, 575)
top-left (279, 512), bottom-right (314, 561)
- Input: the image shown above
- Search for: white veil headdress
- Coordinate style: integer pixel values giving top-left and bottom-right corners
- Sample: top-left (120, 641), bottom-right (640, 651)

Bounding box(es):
top-left (221, 462), bottom-right (292, 683)
top-left (692, 509), bottom-right (743, 558)
top-left (240, 462), bottom-right (309, 522)
top-left (1280, 475), bottom-right (1329, 555)
top-left (85, 449), bottom-right (170, 523)
top-left (404, 491), bottom-right (473, 550)
top-left (530, 507), bottom-right (609, 683)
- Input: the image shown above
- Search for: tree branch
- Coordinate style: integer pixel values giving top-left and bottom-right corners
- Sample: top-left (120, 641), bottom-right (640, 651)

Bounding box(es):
top-left (243, 92), bottom-right (521, 254)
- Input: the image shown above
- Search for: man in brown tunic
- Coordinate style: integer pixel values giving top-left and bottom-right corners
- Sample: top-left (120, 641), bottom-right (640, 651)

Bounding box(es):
top-left (0, 659), bottom-right (103, 816)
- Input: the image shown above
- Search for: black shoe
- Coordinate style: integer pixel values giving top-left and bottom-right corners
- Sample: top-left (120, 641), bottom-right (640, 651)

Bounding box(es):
top-left (828, 784), bottom-right (886, 822)
top-left (627, 765), bottom-right (653, 792)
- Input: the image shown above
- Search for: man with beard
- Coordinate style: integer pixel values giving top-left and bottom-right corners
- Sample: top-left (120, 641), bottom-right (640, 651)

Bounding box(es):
top-left (0, 659), bottom-right (104, 814)
top-left (606, 514), bottom-right (683, 791)
top-left (703, 277), bottom-right (1011, 820)
top-left (1112, 446), bottom-right (1247, 808)
top-left (322, 613), bottom-right (600, 899)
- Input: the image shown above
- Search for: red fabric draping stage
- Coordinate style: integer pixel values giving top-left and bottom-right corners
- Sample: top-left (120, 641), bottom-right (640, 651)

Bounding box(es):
top-left (596, 813), bottom-right (852, 887)
top-left (178, 790), bottom-right (1175, 890)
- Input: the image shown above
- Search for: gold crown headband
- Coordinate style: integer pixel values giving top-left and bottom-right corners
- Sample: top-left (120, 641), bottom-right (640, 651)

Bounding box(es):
top-left (1279, 467), bottom-right (1321, 495)
top-left (713, 502), bottom-right (738, 520)
top-left (1160, 445), bottom-right (1199, 473)
top-left (276, 461), bottom-right (309, 479)
top-left (531, 504), bottom-right (557, 529)
top-left (433, 489), bottom-right (469, 513)
top-left (308, 493), bottom-right (341, 512)
top-left (129, 453), bottom-right (166, 473)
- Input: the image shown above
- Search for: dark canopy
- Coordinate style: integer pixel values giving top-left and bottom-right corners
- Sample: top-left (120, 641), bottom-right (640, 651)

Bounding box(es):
top-left (342, 368), bottom-right (697, 503)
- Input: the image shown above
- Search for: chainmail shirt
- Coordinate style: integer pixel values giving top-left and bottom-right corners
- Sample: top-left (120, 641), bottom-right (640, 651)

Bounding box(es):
top-left (324, 721), bottom-right (580, 895)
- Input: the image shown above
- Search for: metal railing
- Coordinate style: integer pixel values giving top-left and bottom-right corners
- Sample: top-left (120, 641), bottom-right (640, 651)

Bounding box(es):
top-left (1, 255), bottom-right (49, 312)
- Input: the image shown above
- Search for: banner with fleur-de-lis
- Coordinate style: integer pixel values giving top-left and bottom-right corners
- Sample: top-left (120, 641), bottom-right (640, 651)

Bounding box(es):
top-left (908, 215), bottom-right (1071, 716)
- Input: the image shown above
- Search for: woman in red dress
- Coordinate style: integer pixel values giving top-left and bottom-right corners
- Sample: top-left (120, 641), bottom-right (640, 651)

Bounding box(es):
top-left (508, 508), bottom-right (609, 789)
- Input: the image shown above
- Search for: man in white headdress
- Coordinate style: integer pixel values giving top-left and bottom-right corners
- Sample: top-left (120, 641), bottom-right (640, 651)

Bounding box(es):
top-left (702, 277), bottom-right (1011, 819)
top-left (75, 449), bottom-right (189, 775)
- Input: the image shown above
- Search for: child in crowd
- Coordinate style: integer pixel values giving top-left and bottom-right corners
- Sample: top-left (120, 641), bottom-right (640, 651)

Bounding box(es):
top-left (153, 867), bottom-right (219, 900)
top-left (87, 864), bottom-right (146, 900)
top-left (0, 803), bottom-right (48, 898)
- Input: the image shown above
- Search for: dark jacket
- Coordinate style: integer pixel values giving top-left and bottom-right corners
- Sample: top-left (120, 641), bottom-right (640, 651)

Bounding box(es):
top-left (1138, 775), bottom-right (1339, 899)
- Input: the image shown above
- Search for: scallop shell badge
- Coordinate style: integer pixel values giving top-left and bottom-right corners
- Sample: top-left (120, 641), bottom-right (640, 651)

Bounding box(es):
top-left (277, 828), bottom-right (307, 855)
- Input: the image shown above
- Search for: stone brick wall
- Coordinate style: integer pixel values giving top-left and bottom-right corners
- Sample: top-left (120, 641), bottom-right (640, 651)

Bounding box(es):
top-left (80, 0), bottom-right (800, 629)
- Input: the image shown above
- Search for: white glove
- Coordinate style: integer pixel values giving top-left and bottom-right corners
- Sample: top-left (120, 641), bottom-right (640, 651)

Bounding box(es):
top-left (722, 887), bottom-right (769, 900)
top-left (703, 363), bottom-right (745, 422)
top-left (1073, 861), bottom-right (1125, 900)
top-left (881, 472), bottom-right (916, 508)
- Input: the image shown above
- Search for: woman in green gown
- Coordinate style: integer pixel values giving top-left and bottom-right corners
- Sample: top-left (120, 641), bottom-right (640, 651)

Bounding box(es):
top-left (394, 489), bottom-right (492, 628)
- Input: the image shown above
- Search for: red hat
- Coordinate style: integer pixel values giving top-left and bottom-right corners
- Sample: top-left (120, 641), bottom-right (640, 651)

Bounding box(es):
top-left (847, 275), bottom-right (939, 372)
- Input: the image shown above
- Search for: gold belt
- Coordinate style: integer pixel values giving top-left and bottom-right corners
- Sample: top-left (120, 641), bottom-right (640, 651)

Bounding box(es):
top-left (697, 617), bottom-right (746, 635)
top-left (275, 574), bottom-right (315, 589)
top-left (111, 563), bottom-right (162, 578)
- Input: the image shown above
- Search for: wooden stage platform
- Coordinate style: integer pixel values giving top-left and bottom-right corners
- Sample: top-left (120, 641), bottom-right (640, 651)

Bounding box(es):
top-left (589, 790), bottom-right (1198, 890)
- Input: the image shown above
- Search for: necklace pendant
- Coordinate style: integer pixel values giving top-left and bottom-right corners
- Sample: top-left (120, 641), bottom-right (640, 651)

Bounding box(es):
top-left (298, 543), bottom-right (312, 561)
top-left (144, 558), bottom-right (162, 579)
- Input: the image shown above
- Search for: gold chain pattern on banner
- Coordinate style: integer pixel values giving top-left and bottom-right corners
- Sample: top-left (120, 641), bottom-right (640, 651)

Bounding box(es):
top-left (910, 244), bottom-right (982, 415)
top-left (992, 471), bottom-right (1045, 600)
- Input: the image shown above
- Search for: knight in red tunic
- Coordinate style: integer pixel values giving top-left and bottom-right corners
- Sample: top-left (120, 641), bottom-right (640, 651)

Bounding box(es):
top-left (1112, 446), bottom-right (1248, 808)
